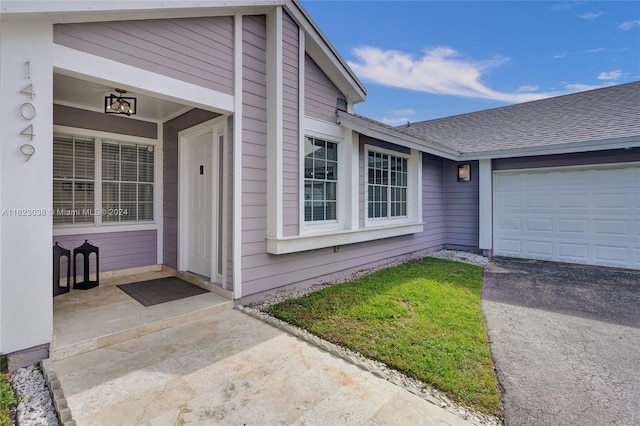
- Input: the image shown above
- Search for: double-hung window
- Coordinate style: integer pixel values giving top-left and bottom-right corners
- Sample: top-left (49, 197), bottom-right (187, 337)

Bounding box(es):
top-left (304, 136), bottom-right (338, 222)
top-left (367, 149), bottom-right (408, 220)
top-left (53, 132), bottom-right (155, 226)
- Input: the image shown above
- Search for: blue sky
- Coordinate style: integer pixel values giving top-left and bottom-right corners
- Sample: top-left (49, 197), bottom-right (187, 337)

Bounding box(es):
top-left (300, 1), bottom-right (640, 124)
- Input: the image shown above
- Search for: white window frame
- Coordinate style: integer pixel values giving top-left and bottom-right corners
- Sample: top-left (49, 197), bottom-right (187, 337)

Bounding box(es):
top-left (300, 117), bottom-right (350, 235)
top-left (52, 125), bottom-right (160, 236)
top-left (364, 145), bottom-right (420, 228)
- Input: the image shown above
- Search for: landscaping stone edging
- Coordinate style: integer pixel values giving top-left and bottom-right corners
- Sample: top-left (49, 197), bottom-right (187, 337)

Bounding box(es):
top-left (40, 359), bottom-right (76, 426)
top-left (236, 305), bottom-right (502, 426)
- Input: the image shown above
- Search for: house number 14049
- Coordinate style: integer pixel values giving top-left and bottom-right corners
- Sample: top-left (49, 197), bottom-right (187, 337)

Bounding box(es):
top-left (19, 61), bottom-right (36, 161)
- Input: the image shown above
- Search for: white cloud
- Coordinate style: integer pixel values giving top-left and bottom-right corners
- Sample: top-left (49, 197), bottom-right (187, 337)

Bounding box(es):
top-left (598, 70), bottom-right (623, 80)
top-left (619, 19), bottom-right (640, 30)
top-left (553, 47), bottom-right (604, 59)
top-left (579, 11), bottom-right (603, 20)
top-left (379, 109), bottom-right (418, 127)
top-left (562, 82), bottom-right (606, 91)
top-left (517, 85), bottom-right (539, 92)
top-left (347, 46), bottom-right (552, 103)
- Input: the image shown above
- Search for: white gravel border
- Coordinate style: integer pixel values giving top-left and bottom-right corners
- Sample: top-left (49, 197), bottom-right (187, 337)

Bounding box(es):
top-left (243, 250), bottom-right (502, 426)
top-left (8, 364), bottom-right (60, 426)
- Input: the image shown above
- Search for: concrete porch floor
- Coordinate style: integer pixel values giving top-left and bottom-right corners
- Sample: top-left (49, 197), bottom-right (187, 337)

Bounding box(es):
top-left (52, 270), bottom-right (234, 361)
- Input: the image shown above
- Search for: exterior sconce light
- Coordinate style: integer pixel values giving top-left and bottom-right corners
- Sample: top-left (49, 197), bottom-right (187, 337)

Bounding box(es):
top-left (105, 88), bottom-right (136, 116)
top-left (458, 164), bottom-right (471, 182)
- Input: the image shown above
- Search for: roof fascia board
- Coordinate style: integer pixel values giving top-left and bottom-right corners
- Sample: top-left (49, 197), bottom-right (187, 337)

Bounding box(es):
top-left (338, 112), bottom-right (459, 160)
top-left (285, 0), bottom-right (366, 104)
top-left (0, 1), bottom-right (285, 23)
top-left (460, 136), bottom-right (640, 160)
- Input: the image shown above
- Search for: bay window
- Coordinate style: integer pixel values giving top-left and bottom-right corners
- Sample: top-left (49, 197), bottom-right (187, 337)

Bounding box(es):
top-left (367, 149), bottom-right (408, 220)
top-left (304, 136), bottom-right (338, 222)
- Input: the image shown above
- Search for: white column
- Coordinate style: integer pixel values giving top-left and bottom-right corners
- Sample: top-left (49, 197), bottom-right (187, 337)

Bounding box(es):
top-left (265, 7), bottom-right (283, 239)
top-left (232, 13), bottom-right (244, 300)
top-left (0, 20), bottom-right (54, 354)
top-left (478, 159), bottom-right (493, 251)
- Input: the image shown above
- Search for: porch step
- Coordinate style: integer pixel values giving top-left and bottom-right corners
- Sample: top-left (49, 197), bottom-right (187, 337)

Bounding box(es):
top-left (52, 280), bottom-right (234, 361)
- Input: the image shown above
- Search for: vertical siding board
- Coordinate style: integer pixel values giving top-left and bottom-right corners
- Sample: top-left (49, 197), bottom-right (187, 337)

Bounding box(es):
top-left (282, 12), bottom-right (300, 237)
top-left (53, 16), bottom-right (234, 94)
top-left (162, 109), bottom-right (221, 269)
top-left (304, 54), bottom-right (344, 123)
top-left (53, 230), bottom-right (157, 273)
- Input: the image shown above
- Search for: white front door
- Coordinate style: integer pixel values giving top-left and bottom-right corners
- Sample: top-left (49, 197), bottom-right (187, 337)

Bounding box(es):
top-left (187, 131), bottom-right (214, 277)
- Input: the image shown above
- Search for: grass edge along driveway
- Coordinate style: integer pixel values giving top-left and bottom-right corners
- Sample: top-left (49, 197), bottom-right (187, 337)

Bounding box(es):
top-left (264, 257), bottom-right (501, 416)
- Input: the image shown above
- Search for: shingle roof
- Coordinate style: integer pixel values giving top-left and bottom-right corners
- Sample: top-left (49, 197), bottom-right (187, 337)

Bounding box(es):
top-left (399, 81), bottom-right (640, 154)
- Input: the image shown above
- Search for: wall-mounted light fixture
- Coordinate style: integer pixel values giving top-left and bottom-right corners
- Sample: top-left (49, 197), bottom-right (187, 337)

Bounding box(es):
top-left (458, 164), bottom-right (471, 182)
top-left (104, 88), bottom-right (136, 116)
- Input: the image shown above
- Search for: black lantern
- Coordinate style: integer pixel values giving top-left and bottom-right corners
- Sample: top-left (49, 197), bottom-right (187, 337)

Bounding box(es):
top-left (53, 242), bottom-right (71, 296)
top-left (73, 240), bottom-right (99, 290)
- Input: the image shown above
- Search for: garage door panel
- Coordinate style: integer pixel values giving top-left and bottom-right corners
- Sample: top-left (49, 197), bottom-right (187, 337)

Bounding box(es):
top-left (526, 240), bottom-right (553, 257)
top-left (494, 165), bottom-right (640, 270)
top-left (526, 218), bottom-right (553, 232)
top-left (558, 219), bottom-right (588, 234)
top-left (594, 245), bottom-right (630, 264)
top-left (593, 219), bottom-right (628, 236)
top-left (558, 243), bottom-right (589, 260)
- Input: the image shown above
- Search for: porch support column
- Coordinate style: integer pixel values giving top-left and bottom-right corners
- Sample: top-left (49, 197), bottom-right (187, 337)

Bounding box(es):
top-left (232, 13), bottom-right (244, 300)
top-left (478, 159), bottom-right (493, 253)
top-left (0, 20), bottom-right (54, 360)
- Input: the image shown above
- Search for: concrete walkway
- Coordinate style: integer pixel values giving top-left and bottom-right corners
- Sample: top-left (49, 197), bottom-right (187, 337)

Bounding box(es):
top-left (51, 308), bottom-right (476, 425)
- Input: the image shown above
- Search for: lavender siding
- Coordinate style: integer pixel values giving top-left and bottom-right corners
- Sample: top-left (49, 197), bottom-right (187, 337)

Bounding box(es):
top-left (53, 16), bottom-right (234, 95)
top-left (240, 134), bottom-right (447, 302)
top-left (240, 15), bottom-right (269, 292)
top-left (493, 148), bottom-right (640, 170)
top-left (282, 12), bottom-right (300, 237)
top-left (162, 109), bottom-right (220, 270)
top-left (54, 105), bottom-right (157, 139)
top-left (53, 230), bottom-right (157, 274)
top-left (305, 54), bottom-right (344, 123)
top-left (444, 160), bottom-right (479, 251)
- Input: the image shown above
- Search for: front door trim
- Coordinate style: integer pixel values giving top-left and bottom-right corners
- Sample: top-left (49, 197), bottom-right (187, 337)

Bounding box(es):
top-left (178, 115), bottom-right (227, 284)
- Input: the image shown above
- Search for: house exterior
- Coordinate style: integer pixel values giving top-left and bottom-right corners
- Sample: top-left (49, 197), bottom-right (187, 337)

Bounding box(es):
top-left (0, 0), bottom-right (638, 368)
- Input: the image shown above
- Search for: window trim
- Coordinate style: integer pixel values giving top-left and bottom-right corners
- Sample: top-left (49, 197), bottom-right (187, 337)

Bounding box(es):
top-left (300, 116), bottom-right (349, 235)
top-left (52, 125), bottom-right (160, 236)
top-left (364, 144), bottom-right (421, 228)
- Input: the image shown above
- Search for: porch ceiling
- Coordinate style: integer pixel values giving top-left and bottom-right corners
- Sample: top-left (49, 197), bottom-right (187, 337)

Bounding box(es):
top-left (53, 73), bottom-right (190, 122)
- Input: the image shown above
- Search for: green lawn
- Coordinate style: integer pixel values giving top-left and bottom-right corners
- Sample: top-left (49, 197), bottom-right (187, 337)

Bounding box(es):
top-left (264, 257), bottom-right (501, 416)
top-left (0, 374), bottom-right (16, 426)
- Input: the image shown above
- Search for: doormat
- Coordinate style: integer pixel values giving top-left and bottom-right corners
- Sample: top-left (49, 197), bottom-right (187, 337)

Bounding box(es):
top-left (118, 277), bottom-right (209, 307)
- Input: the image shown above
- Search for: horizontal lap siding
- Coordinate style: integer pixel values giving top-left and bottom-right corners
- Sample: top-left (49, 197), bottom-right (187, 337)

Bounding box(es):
top-left (282, 12), bottom-right (300, 237)
top-left (163, 109), bottom-right (221, 269)
top-left (53, 230), bottom-right (157, 274)
top-left (240, 140), bottom-right (447, 301)
top-left (241, 15), bottom-right (269, 293)
top-left (444, 160), bottom-right (479, 250)
top-left (305, 54), bottom-right (343, 123)
top-left (54, 16), bottom-right (234, 95)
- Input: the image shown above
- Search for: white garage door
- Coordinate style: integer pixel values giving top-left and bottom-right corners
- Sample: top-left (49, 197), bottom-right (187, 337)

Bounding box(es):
top-left (494, 164), bottom-right (640, 270)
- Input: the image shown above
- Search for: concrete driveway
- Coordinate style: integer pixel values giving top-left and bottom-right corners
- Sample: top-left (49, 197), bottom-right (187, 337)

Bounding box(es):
top-left (482, 258), bottom-right (640, 426)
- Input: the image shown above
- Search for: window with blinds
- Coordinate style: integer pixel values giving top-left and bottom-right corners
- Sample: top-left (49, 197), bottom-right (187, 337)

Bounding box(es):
top-left (367, 150), bottom-right (408, 219)
top-left (53, 134), bottom-right (95, 225)
top-left (102, 141), bottom-right (154, 222)
top-left (52, 132), bottom-right (154, 226)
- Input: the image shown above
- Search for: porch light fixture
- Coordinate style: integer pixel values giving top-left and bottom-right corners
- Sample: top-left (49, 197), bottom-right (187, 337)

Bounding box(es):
top-left (458, 164), bottom-right (471, 182)
top-left (104, 88), bottom-right (136, 116)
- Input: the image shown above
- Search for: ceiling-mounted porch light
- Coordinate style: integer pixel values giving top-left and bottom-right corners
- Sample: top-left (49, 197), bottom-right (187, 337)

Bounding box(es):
top-left (104, 88), bottom-right (136, 116)
top-left (458, 164), bottom-right (471, 182)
